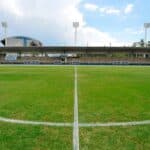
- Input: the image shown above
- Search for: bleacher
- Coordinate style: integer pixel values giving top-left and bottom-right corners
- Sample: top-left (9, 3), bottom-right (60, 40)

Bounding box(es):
top-left (0, 46), bottom-right (150, 65)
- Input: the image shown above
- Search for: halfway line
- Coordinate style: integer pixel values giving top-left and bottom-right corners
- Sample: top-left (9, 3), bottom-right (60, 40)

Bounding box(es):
top-left (73, 66), bottom-right (80, 150)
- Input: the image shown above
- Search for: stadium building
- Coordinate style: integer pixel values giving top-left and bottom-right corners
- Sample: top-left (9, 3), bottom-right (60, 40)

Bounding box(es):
top-left (0, 36), bottom-right (42, 62)
top-left (1, 36), bottom-right (42, 47)
top-left (0, 46), bottom-right (150, 65)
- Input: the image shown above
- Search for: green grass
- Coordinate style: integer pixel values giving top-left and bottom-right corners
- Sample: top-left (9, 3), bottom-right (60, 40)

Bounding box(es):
top-left (78, 66), bottom-right (150, 122)
top-left (0, 122), bottom-right (72, 150)
top-left (80, 126), bottom-right (150, 150)
top-left (0, 66), bottom-right (74, 122)
top-left (0, 65), bottom-right (150, 150)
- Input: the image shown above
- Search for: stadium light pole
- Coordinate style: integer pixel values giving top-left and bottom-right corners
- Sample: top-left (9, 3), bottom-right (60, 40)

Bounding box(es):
top-left (1, 22), bottom-right (8, 47)
top-left (144, 23), bottom-right (150, 47)
top-left (73, 22), bottom-right (79, 46)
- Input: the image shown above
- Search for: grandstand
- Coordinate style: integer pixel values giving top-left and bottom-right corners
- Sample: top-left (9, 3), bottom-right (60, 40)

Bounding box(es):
top-left (0, 46), bottom-right (150, 65)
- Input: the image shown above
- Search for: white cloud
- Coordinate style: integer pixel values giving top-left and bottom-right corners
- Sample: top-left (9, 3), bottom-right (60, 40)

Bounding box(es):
top-left (78, 26), bottom-right (124, 46)
top-left (0, 0), bottom-right (125, 46)
top-left (99, 7), bottom-right (120, 15)
top-left (0, 0), bottom-right (24, 17)
top-left (85, 3), bottom-right (134, 16)
top-left (124, 4), bottom-right (134, 14)
top-left (84, 3), bottom-right (98, 11)
top-left (125, 27), bottom-right (144, 35)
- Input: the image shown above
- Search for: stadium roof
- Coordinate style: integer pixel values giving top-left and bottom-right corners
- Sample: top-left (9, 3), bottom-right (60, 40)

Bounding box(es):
top-left (0, 46), bottom-right (150, 54)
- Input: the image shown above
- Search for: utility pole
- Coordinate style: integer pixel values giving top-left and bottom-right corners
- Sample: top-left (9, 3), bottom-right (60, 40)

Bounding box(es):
top-left (144, 23), bottom-right (150, 47)
top-left (1, 22), bottom-right (8, 47)
top-left (73, 22), bottom-right (79, 46)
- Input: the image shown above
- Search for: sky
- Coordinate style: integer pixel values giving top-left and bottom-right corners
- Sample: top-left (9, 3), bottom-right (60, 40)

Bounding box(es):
top-left (0, 0), bottom-right (150, 46)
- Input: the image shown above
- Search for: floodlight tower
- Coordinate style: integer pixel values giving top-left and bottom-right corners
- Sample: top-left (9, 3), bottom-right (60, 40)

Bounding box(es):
top-left (73, 22), bottom-right (79, 46)
top-left (144, 23), bottom-right (150, 47)
top-left (1, 22), bottom-right (8, 47)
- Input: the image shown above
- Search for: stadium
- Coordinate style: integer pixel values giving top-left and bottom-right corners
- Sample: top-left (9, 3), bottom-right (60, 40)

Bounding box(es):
top-left (0, 7), bottom-right (150, 150)
top-left (0, 44), bottom-right (150, 150)
top-left (1, 36), bottom-right (42, 47)
top-left (0, 46), bottom-right (150, 65)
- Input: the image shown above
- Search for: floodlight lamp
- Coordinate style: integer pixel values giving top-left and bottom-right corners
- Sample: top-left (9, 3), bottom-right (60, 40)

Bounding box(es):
top-left (1, 22), bottom-right (8, 28)
top-left (144, 23), bottom-right (150, 28)
top-left (73, 22), bottom-right (79, 28)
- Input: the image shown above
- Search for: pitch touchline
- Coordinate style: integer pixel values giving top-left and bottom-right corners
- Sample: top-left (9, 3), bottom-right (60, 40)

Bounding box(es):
top-left (73, 66), bottom-right (80, 150)
top-left (0, 117), bottom-right (150, 127)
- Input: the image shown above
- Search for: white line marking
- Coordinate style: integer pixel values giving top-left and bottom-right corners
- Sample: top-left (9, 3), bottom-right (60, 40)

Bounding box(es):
top-left (0, 117), bottom-right (72, 127)
top-left (73, 66), bottom-right (80, 150)
top-left (0, 116), bottom-right (150, 127)
top-left (79, 120), bottom-right (150, 127)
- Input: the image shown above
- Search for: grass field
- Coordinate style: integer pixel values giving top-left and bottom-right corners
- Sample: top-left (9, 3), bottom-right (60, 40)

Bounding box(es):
top-left (0, 66), bottom-right (74, 122)
top-left (0, 65), bottom-right (150, 150)
top-left (78, 67), bottom-right (150, 122)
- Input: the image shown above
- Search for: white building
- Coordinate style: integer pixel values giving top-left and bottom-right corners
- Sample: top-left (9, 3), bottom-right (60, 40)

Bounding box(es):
top-left (1, 36), bottom-right (42, 47)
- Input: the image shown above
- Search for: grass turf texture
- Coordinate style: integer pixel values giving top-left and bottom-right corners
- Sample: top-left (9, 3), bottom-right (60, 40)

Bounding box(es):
top-left (78, 66), bottom-right (150, 122)
top-left (0, 66), bottom-right (74, 122)
top-left (0, 65), bottom-right (150, 150)
top-left (80, 126), bottom-right (150, 150)
top-left (0, 122), bottom-right (72, 150)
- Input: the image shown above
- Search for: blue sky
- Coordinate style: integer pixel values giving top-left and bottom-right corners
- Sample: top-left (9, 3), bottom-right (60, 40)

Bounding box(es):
top-left (80, 0), bottom-right (150, 43)
top-left (0, 0), bottom-right (149, 46)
